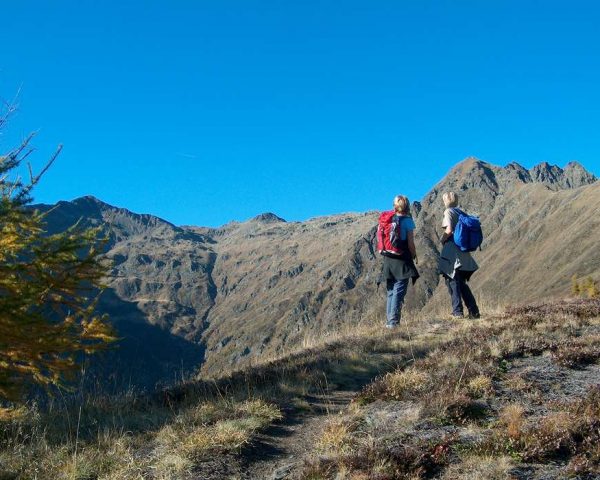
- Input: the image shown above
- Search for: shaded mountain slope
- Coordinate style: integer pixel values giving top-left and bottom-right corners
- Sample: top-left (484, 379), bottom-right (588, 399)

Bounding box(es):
top-left (38, 196), bottom-right (217, 341)
top-left (36, 197), bottom-right (216, 387)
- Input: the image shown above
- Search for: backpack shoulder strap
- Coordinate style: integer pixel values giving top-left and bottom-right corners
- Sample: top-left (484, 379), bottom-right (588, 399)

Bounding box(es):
top-left (394, 214), bottom-right (407, 228)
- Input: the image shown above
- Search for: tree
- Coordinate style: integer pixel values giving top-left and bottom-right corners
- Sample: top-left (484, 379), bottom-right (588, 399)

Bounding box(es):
top-left (0, 103), bottom-right (116, 401)
top-left (585, 276), bottom-right (599, 299)
top-left (570, 274), bottom-right (599, 299)
top-left (571, 274), bottom-right (580, 296)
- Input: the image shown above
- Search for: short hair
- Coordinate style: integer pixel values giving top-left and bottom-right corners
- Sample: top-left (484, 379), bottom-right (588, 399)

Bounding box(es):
top-left (393, 195), bottom-right (410, 215)
top-left (442, 191), bottom-right (458, 208)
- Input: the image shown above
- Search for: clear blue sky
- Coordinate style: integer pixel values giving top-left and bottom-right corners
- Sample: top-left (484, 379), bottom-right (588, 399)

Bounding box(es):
top-left (1, 1), bottom-right (598, 227)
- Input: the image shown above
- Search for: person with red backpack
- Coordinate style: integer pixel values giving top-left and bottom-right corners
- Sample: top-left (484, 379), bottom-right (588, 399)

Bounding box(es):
top-left (377, 195), bottom-right (419, 329)
top-left (438, 191), bottom-right (481, 319)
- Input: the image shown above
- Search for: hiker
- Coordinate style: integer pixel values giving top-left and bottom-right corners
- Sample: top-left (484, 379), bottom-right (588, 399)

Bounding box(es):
top-left (377, 195), bottom-right (419, 329)
top-left (438, 191), bottom-right (480, 319)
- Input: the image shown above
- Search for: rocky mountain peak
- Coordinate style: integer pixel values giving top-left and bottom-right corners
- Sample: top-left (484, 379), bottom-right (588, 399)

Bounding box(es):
top-left (529, 161), bottom-right (561, 183)
top-left (250, 212), bottom-right (286, 223)
top-left (451, 156), bottom-right (488, 174)
top-left (503, 162), bottom-right (531, 183)
top-left (419, 158), bottom-right (596, 230)
top-left (527, 161), bottom-right (596, 190)
top-left (563, 161), bottom-right (597, 188)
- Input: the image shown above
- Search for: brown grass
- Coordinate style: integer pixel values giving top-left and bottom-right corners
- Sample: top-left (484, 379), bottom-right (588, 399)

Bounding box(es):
top-left (499, 403), bottom-right (525, 440)
top-left (300, 298), bottom-right (600, 479)
top-left (2, 298), bottom-right (599, 479)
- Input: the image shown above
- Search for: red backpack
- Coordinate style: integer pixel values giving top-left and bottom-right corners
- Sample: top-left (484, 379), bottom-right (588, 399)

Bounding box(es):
top-left (377, 211), bottom-right (406, 256)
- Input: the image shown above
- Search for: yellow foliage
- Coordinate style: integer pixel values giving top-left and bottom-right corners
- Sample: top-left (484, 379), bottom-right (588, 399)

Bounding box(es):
top-left (0, 121), bottom-right (117, 402)
top-left (570, 275), bottom-right (599, 299)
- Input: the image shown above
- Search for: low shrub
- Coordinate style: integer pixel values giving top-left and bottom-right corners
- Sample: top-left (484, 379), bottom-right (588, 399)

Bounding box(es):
top-left (552, 342), bottom-right (600, 368)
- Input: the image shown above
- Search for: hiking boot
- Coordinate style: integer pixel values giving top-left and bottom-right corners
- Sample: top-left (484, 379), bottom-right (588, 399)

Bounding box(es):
top-left (451, 313), bottom-right (463, 319)
top-left (468, 312), bottom-right (481, 319)
top-left (385, 323), bottom-right (398, 329)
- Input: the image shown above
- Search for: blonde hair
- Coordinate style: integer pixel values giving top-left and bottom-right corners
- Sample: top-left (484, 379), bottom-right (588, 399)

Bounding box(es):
top-left (393, 195), bottom-right (410, 215)
top-left (442, 191), bottom-right (458, 208)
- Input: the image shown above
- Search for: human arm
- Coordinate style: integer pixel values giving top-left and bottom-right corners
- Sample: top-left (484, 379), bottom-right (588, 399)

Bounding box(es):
top-left (440, 224), bottom-right (453, 244)
top-left (440, 209), bottom-right (454, 244)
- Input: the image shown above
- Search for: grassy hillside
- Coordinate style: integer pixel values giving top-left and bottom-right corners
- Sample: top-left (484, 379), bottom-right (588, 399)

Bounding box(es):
top-left (1, 298), bottom-right (598, 479)
top-left (299, 299), bottom-right (600, 479)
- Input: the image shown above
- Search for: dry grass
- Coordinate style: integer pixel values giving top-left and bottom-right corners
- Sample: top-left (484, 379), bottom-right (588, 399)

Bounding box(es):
top-left (466, 375), bottom-right (493, 398)
top-left (316, 416), bottom-right (357, 455)
top-left (499, 403), bottom-right (525, 439)
top-left (441, 454), bottom-right (513, 480)
top-left (383, 368), bottom-right (431, 400)
top-left (0, 397), bottom-right (281, 479)
top-left (2, 298), bottom-right (599, 479)
top-left (300, 298), bottom-right (600, 479)
top-left (0, 306), bottom-right (437, 479)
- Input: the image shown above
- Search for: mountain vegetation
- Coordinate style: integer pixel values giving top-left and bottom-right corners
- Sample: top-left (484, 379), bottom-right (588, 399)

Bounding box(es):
top-left (0, 116), bottom-right (115, 402)
top-left (0, 299), bottom-right (598, 479)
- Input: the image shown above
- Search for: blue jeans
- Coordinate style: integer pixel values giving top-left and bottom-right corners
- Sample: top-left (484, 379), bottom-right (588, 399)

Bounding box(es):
top-left (386, 278), bottom-right (409, 326)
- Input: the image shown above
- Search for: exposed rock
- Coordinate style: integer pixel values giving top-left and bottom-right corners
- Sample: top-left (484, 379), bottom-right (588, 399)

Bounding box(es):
top-left (251, 212), bottom-right (287, 223)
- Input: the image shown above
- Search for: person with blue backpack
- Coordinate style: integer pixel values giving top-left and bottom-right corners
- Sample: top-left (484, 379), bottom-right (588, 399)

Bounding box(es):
top-left (438, 191), bottom-right (481, 319)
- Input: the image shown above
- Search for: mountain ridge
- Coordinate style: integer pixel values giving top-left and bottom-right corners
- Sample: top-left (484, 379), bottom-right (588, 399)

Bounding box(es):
top-left (39, 160), bottom-right (596, 229)
top-left (34, 158), bottom-right (598, 386)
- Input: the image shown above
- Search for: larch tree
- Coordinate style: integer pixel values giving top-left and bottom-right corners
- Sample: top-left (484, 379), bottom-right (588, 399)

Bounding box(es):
top-left (0, 102), bottom-right (116, 402)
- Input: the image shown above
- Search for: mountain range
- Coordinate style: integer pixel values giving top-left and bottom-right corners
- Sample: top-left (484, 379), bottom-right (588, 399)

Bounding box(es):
top-left (35, 159), bottom-right (598, 388)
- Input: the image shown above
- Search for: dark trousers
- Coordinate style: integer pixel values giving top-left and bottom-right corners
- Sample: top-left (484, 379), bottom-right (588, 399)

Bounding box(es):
top-left (445, 270), bottom-right (479, 316)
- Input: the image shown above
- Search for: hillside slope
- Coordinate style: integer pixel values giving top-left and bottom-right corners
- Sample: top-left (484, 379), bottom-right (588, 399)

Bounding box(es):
top-left (3, 299), bottom-right (598, 479)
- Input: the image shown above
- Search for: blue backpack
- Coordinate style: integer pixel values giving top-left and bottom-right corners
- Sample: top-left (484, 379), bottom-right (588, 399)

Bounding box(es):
top-left (452, 208), bottom-right (483, 252)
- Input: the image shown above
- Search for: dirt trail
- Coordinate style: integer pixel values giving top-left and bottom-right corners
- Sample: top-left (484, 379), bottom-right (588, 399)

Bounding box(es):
top-left (189, 319), bottom-right (449, 479)
top-left (239, 390), bottom-right (356, 479)
top-left (232, 320), bottom-right (450, 480)
top-left (190, 382), bottom-right (372, 480)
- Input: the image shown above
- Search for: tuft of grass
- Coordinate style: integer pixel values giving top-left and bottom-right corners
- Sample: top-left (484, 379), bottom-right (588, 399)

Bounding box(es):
top-left (316, 416), bottom-right (356, 455)
top-left (442, 454), bottom-right (514, 480)
top-left (499, 403), bottom-right (526, 440)
top-left (383, 367), bottom-right (431, 400)
top-left (158, 398), bottom-right (282, 461)
top-left (466, 375), bottom-right (494, 399)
